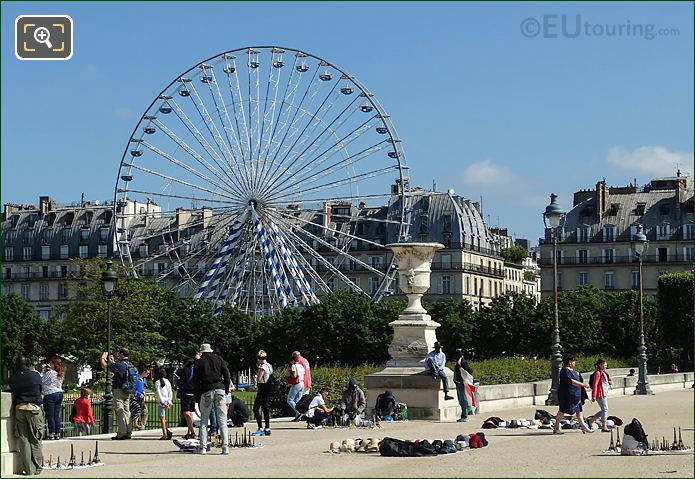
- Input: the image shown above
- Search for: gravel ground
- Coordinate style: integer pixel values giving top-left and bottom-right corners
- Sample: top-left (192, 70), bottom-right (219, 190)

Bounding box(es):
top-left (23, 388), bottom-right (694, 478)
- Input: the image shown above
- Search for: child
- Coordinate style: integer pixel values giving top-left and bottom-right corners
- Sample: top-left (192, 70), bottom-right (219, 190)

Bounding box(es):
top-left (72, 388), bottom-right (96, 436)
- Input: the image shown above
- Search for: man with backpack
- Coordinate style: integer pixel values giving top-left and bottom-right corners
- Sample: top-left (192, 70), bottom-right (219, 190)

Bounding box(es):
top-left (101, 347), bottom-right (138, 440)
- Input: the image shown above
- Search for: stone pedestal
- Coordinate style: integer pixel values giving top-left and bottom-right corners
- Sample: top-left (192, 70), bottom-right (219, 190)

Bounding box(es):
top-left (365, 242), bottom-right (460, 421)
top-left (1, 392), bottom-right (20, 475)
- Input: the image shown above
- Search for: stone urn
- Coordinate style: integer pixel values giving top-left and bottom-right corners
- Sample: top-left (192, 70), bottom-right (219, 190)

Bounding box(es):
top-left (387, 242), bottom-right (444, 315)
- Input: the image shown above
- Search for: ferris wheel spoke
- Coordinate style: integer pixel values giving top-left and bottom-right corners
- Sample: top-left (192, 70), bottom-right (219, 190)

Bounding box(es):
top-left (268, 164), bottom-right (401, 203)
top-left (222, 55), bottom-right (251, 163)
top-left (140, 139), bottom-right (241, 199)
top-left (266, 126), bottom-right (386, 199)
top-left (251, 49), bottom-right (281, 194)
top-left (168, 99), bottom-right (249, 194)
top-left (117, 188), bottom-right (239, 206)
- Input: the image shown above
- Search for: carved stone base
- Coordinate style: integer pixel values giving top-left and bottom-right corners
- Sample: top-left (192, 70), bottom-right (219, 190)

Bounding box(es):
top-left (386, 313), bottom-right (441, 368)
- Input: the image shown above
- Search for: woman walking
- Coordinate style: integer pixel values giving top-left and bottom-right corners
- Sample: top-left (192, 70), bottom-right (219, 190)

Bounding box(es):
top-left (252, 350), bottom-right (273, 436)
top-left (553, 355), bottom-right (592, 435)
top-left (154, 368), bottom-right (173, 440)
top-left (588, 358), bottom-right (613, 432)
top-left (41, 356), bottom-right (65, 440)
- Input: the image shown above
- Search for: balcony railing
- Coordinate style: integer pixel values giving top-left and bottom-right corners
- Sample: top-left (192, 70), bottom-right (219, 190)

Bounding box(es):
top-left (537, 254), bottom-right (692, 266)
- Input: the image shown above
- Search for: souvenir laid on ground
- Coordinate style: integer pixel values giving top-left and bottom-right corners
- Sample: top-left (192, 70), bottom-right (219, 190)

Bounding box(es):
top-left (481, 416), bottom-right (539, 429)
top-left (601, 424), bottom-right (693, 456)
top-left (42, 441), bottom-right (104, 470)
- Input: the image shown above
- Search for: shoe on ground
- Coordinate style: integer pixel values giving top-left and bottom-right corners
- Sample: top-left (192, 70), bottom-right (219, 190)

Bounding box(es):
top-left (291, 415), bottom-right (302, 422)
top-left (252, 429), bottom-right (265, 436)
top-left (307, 423), bottom-right (322, 429)
top-left (457, 417), bottom-right (469, 422)
top-left (221, 446), bottom-right (229, 455)
top-left (196, 447), bottom-right (207, 455)
top-left (264, 428), bottom-right (271, 436)
top-left (444, 394), bottom-right (455, 400)
top-left (111, 435), bottom-right (128, 440)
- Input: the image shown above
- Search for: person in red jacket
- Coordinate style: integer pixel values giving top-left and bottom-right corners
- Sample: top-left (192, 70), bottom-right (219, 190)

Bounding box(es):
top-left (587, 359), bottom-right (612, 432)
top-left (72, 387), bottom-right (96, 436)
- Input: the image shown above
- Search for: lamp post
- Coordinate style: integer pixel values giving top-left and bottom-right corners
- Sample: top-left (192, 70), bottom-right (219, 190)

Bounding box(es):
top-left (631, 224), bottom-right (652, 395)
top-left (100, 260), bottom-right (118, 433)
top-left (543, 193), bottom-right (565, 406)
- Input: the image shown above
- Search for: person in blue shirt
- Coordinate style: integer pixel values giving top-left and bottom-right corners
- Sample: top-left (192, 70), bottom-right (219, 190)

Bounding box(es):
top-left (425, 342), bottom-right (454, 400)
top-left (133, 366), bottom-right (149, 430)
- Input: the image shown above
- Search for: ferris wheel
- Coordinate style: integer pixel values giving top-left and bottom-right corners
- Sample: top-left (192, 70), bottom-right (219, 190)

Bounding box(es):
top-left (114, 46), bottom-right (411, 316)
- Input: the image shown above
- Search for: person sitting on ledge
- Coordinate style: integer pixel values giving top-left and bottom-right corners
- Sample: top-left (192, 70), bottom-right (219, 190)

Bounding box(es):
top-left (425, 342), bottom-right (454, 400)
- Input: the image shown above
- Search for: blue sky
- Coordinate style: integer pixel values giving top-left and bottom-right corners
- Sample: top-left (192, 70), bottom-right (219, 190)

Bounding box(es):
top-left (2, 1), bottom-right (693, 242)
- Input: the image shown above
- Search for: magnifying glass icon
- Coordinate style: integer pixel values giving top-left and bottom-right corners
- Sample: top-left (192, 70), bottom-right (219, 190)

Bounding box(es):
top-left (33, 27), bottom-right (53, 49)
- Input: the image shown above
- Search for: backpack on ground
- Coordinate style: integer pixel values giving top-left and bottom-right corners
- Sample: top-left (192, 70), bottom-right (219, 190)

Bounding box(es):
top-left (378, 437), bottom-right (437, 457)
top-left (624, 418), bottom-right (649, 444)
top-left (295, 394), bottom-right (313, 414)
top-left (118, 361), bottom-right (139, 393)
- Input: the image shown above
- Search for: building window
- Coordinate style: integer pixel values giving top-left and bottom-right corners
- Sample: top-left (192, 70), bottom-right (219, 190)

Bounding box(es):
top-left (442, 276), bottom-right (451, 294)
top-left (631, 271), bottom-right (639, 289)
top-left (555, 250), bottom-right (563, 265)
top-left (369, 277), bottom-right (379, 294)
top-left (41, 245), bottom-right (50, 260)
top-left (22, 247), bottom-right (32, 261)
top-left (685, 247), bottom-right (694, 261)
top-left (684, 224), bottom-right (693, 240)
top-left (603, 249), bottom-right (614, 264)
top-left (60, 245), bottom-right (69, 259)
top-left (98, 244), bottom-right (108, 258)
top-left (603, 225), bottom-right (615, 242)
top-left (441, 254), bottom-right (451, 269)
top-left (657, 224), bottom-right (670, 240)
top-left (578, 272), bottom-right (588, 286)
top-left (464, 276), bottom-right (469, 294)
top-left (4, 248), bottom-right (13, 261)
top-left (657, 247), bottom-right (668, 262)
top-left (79, 245), bottom-right (89, 259)
top-left (4, 284), bottom-right (13, 295)
top-left (443, 215), bottom-right (452, 233)
top-left (100, 227), bottom-right (109, 242)
top-left (556, 273), bottom-right (563, 291)
top-left (604, 272), bottom-right (614, 290)
top-left (370, 256), bottom-right (382, 269)
top-left (59, 283), bottom-right (68, 299)
top-left (39, 310), bottom-right (50, 320)
top-left (39, 283), bottom-right (49, 300)
top-left (60, 266), bottom-right (68, 278)
top-left (139, 245), bottom-right (148, 258)
top-left (61, 229), bottom-right (71, 243)
top-left (348, 277), bottom-right (359, 292)
top-left (80, 228), bottom-right (90, 242)
top-left (577, 227), bottom-right (590, 243)
top-left (577, 250), bottom-right (588, 264)
top-left (327, 278), bottom-right (335, 291)
top-left (21, 284), bottom-right (30, 300)
top-left (42, 266), bottom-right (48, 278)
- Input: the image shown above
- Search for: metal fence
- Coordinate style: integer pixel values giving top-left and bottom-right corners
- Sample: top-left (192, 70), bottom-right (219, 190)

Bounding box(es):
top-left (55, 393), bottom-right (256, 438)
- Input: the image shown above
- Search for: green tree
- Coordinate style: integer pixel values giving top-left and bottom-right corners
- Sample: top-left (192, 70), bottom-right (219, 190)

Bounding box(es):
top-left (1, 294), bottom-right (47, 381)
top-left (501, 245), bottom-right (528, 263)
top-left (657, 271), bottom-right (693, 368)
top-left (474, 292), bottom-right (539, 358)
top-left (428, 298), bottom-right (476, 358)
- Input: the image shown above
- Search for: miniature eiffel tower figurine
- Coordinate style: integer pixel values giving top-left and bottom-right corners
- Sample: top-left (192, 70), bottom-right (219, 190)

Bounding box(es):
top-left (678, 427), bottom-right (685, 450)
top-left (79, 451), bottom-right (86, 468)
top-left (56, 456), bottom-right (65, 470)
top-left (608, 429), bottom-right (616, 452)
top-left (234, 432), bottom-right (238, 448)
top-left (48, 455), bottom-right (52, 469)
top-left (68, 444), bottom-right (76, 468)
top-left (93, 441), bottom-right (102, 464)
top-left (672, 428), bottom-right (678, 450)
top-left (88, 451), bottom-right (93, 466)
top-left (615, 428), bottom-right (621, 450)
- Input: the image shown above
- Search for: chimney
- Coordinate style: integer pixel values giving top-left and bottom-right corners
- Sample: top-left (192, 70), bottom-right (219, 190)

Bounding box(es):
top-left (39, 196), bottom-right (51, 215)
top-left (675, 177), bottom-right (687, 218)
top-left (81, 193), bottom-right (85, 207)
top-left (176, 208), bottom-right (191, 227)
top-left (595, 179), bottom-right (608, 222)
top-left (201, 206), bottom-right (212, 229)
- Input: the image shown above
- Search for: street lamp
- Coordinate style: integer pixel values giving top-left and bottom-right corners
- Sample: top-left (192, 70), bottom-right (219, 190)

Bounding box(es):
top-left (543, 193), bottom-right (565, 406)
top-left (631, 224), bottom-right (652, 395)
top-left (100, 260), bottom-right (118, 433)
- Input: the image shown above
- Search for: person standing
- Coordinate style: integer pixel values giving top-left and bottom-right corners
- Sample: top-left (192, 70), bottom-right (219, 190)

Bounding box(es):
top-left (154, 368), bottom-right (173, 440)
top-left (287, 355), bottom-right (306, 421)
top-left (193, 343), bottom-right (231, 455)
top-left (424, 342), bottom-right (454, 400)
top-left (552, 355), bottom-right (592, 435)
top-left (134, 366), bottom-right (150, 430)
top-left (292, 351), bottom-right (312, 394)
top-left (72, 387), bottom-right (96, 436)
top-left (101, 347), bottom-right (134, 440)
top-left (454, 348), bottom-right (474, 422)
top-left (588, 358), bottom-right (613, 432)
top-left (252, 350), bottom-right (273, 436)
top-left (9, 356), bottom-right (44, 475)
top-left (178, 358), bottom-right (196, 439)
top-left (41, 356), bottom-right (65, 440)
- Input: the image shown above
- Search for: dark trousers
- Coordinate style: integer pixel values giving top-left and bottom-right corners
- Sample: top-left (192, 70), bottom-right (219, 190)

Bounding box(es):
top-left (307, 410), bottom-right (330, 426)
top-left (253, 383), bottom-right (271, 429)
top-left (426, 357), bottom-right (449, 393)
top-left (43, 391), bottom-right (63, 436)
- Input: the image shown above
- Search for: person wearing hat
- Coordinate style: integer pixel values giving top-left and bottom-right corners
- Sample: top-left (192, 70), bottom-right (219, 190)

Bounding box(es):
top-left (193, 343), bottom-right (231, 454)
top-left (424, 342), bottom-right (454, 400)
top-left (339, 378), bottom-right (366, 425)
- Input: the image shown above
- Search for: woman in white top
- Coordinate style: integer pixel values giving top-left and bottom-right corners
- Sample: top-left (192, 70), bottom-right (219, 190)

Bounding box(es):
top-left (41, 356), bottom-right (66, 439)
top-left (252, 350), bottom-right (273, 436)
top-left (154, 368), bottom-right (173, 440)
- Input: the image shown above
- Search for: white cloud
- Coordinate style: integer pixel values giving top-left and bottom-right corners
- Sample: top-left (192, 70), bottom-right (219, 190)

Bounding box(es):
top-left (462, 160), bottom-right (520, 187)
top-left (607, 146), bottom-right (694, 177)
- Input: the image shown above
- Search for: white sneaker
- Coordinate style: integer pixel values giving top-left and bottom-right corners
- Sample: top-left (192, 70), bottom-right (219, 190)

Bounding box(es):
top-left (221, 446), bottom-right (229, 455)
top-left (196, 447), bottom-right (207, 455)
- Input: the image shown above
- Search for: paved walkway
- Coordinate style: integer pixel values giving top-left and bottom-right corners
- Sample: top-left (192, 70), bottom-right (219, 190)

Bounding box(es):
top-left (23, 389), bottom-right (694, 478)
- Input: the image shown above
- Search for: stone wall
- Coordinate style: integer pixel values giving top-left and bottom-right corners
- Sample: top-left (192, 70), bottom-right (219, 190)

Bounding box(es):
top-left (1, 392), bottom-right (19, 475)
